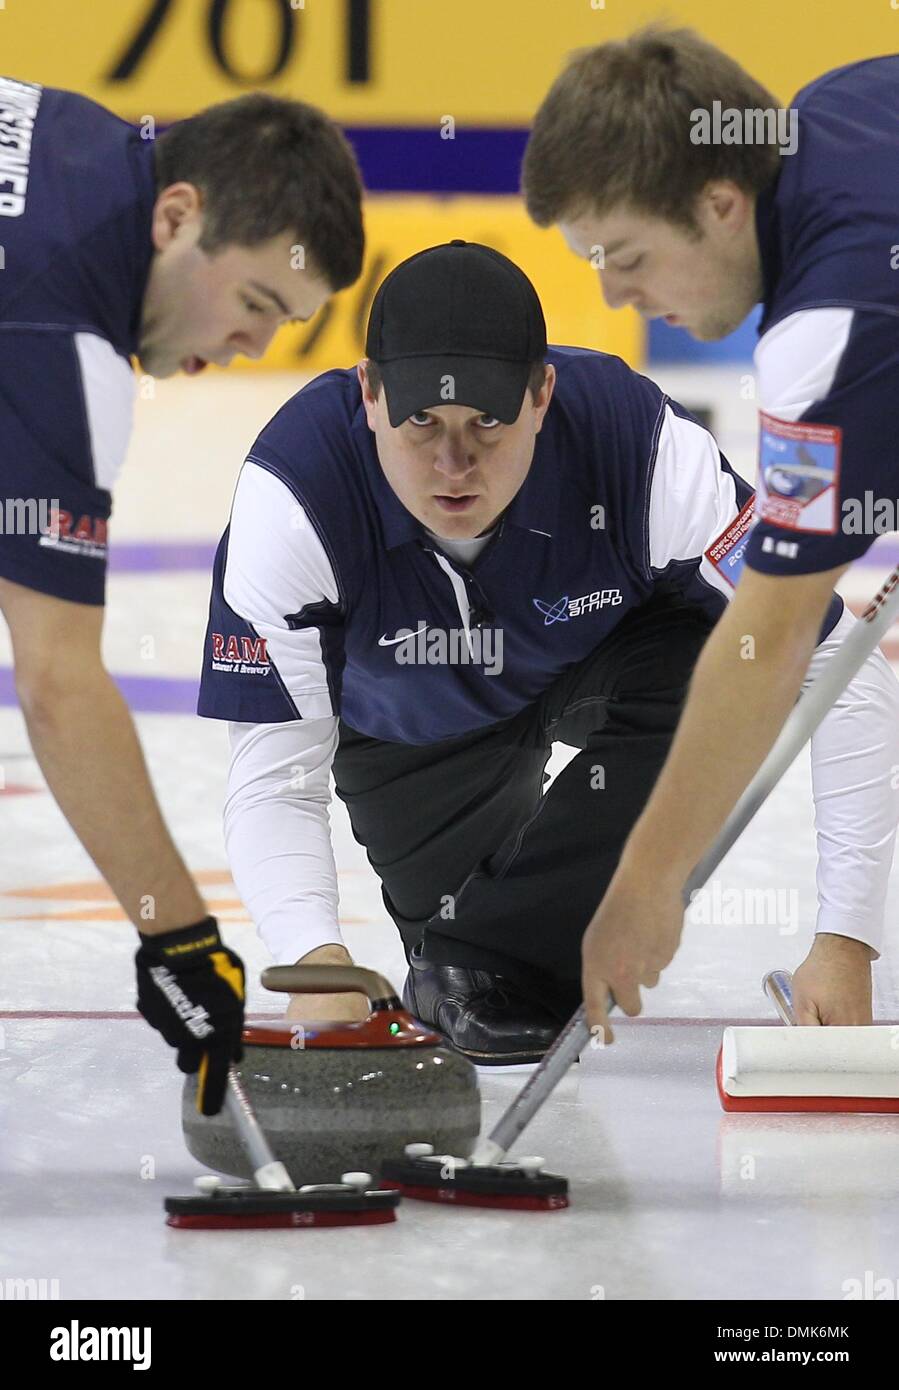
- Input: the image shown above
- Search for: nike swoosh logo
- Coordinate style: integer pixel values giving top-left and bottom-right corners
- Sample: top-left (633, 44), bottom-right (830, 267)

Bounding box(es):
top-left (378, 624), bottom-right (428, 646)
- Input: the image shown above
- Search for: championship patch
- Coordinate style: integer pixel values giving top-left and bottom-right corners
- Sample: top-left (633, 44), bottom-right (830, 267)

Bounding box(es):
top-left (704, 495), bottom-right (756, 589)
top-left (756, 413), bottom-right (842, 534)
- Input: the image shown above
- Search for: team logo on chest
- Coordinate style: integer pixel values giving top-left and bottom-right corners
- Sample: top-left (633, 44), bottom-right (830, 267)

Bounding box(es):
top-left (532, 588), bottom-right (623, 625)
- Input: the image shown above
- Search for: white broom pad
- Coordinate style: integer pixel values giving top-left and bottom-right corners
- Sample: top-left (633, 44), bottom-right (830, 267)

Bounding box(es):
top-left (721, 1026), bottom-right (899, 1097)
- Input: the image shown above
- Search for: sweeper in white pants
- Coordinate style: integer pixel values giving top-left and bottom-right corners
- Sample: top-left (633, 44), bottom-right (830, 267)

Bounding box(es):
top-left (524, 31), bottom-right (899, 1035)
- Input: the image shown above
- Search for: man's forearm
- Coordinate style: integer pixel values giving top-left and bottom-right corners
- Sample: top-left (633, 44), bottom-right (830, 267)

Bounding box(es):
top-left (22, 668), bottom-right (205, 933)
top-left (225, 718), bottom-right (343, 964)
top-left (621, 570), bottom-right (837, 885)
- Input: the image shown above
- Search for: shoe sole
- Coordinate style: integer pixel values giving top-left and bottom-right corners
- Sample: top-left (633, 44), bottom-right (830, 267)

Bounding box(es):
top-left (474, 1060), bottom-right (541, 1075)
top-left (457, 1045), bottom-right (552, 1066)
top-left (404, 985), bottom-right (559, 1069)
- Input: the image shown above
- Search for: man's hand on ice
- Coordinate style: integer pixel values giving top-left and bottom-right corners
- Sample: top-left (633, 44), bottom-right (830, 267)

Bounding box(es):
top-left (791, 933), bottom-right (875, 1025)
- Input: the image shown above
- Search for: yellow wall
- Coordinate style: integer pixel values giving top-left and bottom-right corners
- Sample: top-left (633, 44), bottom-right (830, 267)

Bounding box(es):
top-left (3, 0), bottom-right (894, 371)
top-left (2, 0), bottom-right (894, 122)
top-left (247, 196), bottom-right (641, 373)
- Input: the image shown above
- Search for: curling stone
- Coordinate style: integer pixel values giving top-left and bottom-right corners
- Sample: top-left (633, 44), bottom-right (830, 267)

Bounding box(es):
top-left (182, 963), bottom-right (481, 1186)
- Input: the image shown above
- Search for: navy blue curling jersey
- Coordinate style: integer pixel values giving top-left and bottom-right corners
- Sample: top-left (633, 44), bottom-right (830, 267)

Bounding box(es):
top-left (0, 77), bottom-right (155, 602)
top-left (746, 55), bottom-right (899, 577)
top-left (198, 346), bottom-right (843, 745)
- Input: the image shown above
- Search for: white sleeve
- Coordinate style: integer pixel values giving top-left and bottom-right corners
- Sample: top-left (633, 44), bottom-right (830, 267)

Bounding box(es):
top-left (224, 717), bottom-right (343, 964)
top-left (753, 309), bottom-right (899, 951)
top-left (803, 608), bottom-right (899, 955)
top-left (73, 332), bottom-right (135, 492)
top-left (649, 398), bottom-right (899, 953)
top-left (647, 402), bottom-right (749, 600)
top-left (754, 307), bottom-right (854, 422)
top-left (221, 461), bottom-right (346, 962)
top-left (223, 459), bottom-right (342, 720)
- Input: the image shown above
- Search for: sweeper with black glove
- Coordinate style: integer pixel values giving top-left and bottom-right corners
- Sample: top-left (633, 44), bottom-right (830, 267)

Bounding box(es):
top-left (0, 77), bottom-right (364, 1109)
top-left (136, 918), bottom-right (245, 1115)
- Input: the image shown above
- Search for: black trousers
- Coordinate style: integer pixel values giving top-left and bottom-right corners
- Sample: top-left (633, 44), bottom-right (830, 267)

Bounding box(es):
top-left (332, 592), bottom-right (715, 1017)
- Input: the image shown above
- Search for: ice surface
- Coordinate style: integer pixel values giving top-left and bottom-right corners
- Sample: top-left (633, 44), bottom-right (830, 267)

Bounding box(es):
top-left (2, 373), bottom-right (897, 1300)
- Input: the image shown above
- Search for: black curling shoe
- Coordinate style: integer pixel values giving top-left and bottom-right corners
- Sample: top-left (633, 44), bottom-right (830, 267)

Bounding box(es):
top-left (402, 948), bottom-right (562, 1065)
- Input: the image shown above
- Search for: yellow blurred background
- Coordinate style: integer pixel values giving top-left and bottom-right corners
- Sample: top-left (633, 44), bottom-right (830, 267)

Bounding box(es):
top-left (4, 0), bottom-right (896, 372)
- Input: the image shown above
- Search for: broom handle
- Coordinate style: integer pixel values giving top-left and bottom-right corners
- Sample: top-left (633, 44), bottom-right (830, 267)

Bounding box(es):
top-left (472, 568), bottom-right (899, 1167)
top-left (224, 1069), bottom-right (295, 1191)
top-left (763, 969), bottom-right (797, 1026)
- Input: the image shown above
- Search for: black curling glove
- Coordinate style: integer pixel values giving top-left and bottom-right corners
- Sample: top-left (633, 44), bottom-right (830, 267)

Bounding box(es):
top-left (135, 917), bottom-right (245, 1116)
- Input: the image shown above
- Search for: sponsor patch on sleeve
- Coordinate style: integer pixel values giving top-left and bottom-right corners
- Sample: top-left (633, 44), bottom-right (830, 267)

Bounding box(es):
top-left (756, 413), bottom-right (841, 533)
top-left (704, 495), bottom-right (756, 589)
top-left (209, 631), bottom-right (271, 676)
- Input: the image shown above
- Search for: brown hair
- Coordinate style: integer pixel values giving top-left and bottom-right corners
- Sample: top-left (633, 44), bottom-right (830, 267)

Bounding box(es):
top-left (364, 358), bottom-right (548, 409)
top-left (522, 25), bottom-right (782, 231)
top-left (155, 94), bottom-right (364, 291)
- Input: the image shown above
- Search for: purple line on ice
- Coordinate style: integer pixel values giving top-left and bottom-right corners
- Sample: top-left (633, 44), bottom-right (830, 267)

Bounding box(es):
top-left (109, 540), bottom-right (217, 574)
top-left (0, 666), bottom-right (199, 714)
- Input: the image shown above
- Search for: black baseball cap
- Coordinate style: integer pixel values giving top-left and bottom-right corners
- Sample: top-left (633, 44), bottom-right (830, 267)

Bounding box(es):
top-left (365, 240), bottom-right (547, 427)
